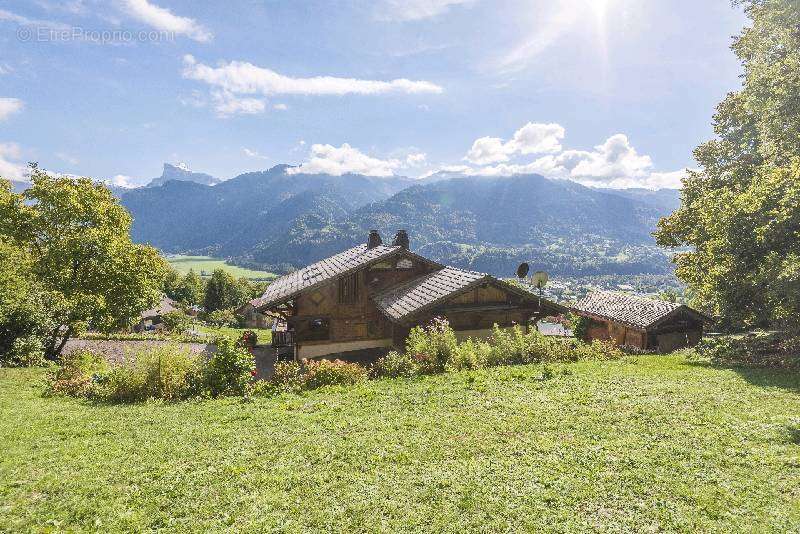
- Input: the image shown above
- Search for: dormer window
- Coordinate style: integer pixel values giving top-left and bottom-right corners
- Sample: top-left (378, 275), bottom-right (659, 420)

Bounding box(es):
top-left (338, 272), bottom-right (359, 304)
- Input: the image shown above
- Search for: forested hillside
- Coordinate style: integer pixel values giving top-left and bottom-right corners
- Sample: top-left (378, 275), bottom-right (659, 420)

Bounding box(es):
top-left (119, 167), bottom-right (679, 277)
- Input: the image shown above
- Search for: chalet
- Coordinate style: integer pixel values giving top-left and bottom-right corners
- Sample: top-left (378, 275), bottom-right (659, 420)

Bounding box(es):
top-left (572, 291), bottom-right (712, 352)
top-left (135, 296), bottom-right (178, 333)
top-left (235, 302), bottom-right (272, 329)
top-left (252, 230), bottom-right (565, 360)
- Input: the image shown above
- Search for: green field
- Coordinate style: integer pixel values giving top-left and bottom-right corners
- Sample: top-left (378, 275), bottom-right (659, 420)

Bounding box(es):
top-left (166, 255), bottom-right (276, 280)
top-left (2, 354), bottom-right (799, 531)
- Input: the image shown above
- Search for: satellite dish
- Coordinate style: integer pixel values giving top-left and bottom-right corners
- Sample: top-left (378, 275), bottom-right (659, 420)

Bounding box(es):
top-left (532, 270), bottom-right (549, 289)
top-left (516, 262), bottom-right (530, 279)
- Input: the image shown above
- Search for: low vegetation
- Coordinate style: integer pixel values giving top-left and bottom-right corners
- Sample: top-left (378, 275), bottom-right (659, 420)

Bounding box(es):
top-left (46, 337), bottom-right (254, 403)
top-left (264, 320), bottom-right (624, 395)
top-left (2, 353), bottom-right (799, 531)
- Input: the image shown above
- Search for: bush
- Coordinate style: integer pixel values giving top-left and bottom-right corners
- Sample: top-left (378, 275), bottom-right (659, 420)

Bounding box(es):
top-left (99, 347), bottom-right (202, 403)
top-left (201, 336), bottom-right (255, 397)
top-left (302, 359), bottom-right (368, 389)
top-left (271, 361), bottom-right (306, 393)
top-left (370, 351), bottom-right (419, 379)
top-left (46, 350), bottom-right (110, 398)
top-left (693, 332), bottom-right (800, 369)
top-left (160, 310), bottom-right (192, 334)
top-left (447, 339), bottom-right (491, 371)
top-left (1, 335), bottom-right (46, 368)
top-left (206, 309), bottom-right (237, 328)
top-left (46, 347), bottom-right (201, 402)
top-left (238, 330), bottom-right (258, 349)
top-left (405, 317), bottom-right (458, 374)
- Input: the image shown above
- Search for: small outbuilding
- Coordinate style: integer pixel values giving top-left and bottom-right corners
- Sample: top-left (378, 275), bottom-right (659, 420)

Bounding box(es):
top-left (572, 291), bottom-right (712, 353)
top-left (135, 296), bottom-right (178, 333)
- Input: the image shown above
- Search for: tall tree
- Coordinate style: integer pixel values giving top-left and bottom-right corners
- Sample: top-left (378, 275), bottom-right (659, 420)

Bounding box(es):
top-left (0, 165), bottom-right (168, 359)
top-left (655, 0), bottom-right (800, 331)
top-left (203, 269), bottom-right (247, 312)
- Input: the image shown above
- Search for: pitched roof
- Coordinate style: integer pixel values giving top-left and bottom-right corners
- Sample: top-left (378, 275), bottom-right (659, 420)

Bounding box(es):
top-left (141, 297), bottom-right (177, 319)
top-left (372, 266), bottom-right (488, 322)
top-left (253, 244), bottom-right (403, 309)
top-left (573, 291), bottom-right (708, 330)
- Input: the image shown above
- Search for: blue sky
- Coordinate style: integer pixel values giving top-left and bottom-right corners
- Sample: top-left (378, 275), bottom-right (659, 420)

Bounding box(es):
top-left (0, 0), bottom-right (746, 188)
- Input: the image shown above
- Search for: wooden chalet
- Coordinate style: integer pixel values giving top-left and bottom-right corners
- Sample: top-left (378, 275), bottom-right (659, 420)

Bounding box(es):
top-left (252, 230), bottom-right (564, 360)
top-left (572, 291), bottom-right (712, 352)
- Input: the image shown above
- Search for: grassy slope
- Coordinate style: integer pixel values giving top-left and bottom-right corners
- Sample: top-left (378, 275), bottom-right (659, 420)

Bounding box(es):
top-left (1, 355), bottom-right (799, 532)
top-left (166, 255), bottom-right (276, 280)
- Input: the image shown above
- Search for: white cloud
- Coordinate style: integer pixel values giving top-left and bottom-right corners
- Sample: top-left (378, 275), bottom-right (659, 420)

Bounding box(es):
top-left (210, 90), bottom-right (266, 117)
top-left (465, 122), bottom-right (564, 164)
top-left (567, 134), bottom-right (653, 182)
top-left (431, 128), bottom-right (686, 189)
top-left (0, 98), bottom-right (24, 121)
top-left (497, 4), bottom-right (578, 72)
top-left (405, 152), bottom-right (427, 166)
top-left (376, 0), bottom-right (476, 21)
top-left (243, 147), bottom-right (268, 160)
top-left (182, 55), bottom-right (443, 98)
top-left (288, 143), bottom-right (404, 177)
top-left (0, 8), bottom-right (69, 28)
top-left (121, 0), bottom-right (212, 42)
top-left (107, 174), bottom-right (139, 188)
top-left (273, 103), bottom-right (288, 111)
top-left (0, 143), bottom-right (25, 181)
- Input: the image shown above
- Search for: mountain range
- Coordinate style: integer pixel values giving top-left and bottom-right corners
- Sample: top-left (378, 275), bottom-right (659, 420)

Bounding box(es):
top-left (115, 164), bottom-right (680, 277)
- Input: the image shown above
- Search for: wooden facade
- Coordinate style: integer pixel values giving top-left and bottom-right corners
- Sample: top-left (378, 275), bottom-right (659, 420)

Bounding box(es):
top-left (574, 291), bottom-right (710, 353)
top-left (254, 231), bottom-right (564, 360)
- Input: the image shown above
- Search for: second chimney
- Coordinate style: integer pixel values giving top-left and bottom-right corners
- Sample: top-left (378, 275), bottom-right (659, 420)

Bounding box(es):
top-left (392, 229), bottom-right (409, 249)
top-left (367, 230), bottom-right (382, 249)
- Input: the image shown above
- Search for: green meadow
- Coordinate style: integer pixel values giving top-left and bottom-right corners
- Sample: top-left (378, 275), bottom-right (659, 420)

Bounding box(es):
top-left (2, 354), bottom-right (799, 532)
top-left (166, 255), bottom-right (276, 280)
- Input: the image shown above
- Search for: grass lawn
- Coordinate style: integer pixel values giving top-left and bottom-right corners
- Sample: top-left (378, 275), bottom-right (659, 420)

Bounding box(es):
top-left (2, 354), bottom-right (799, 531)
top-left (166, 255), bottom-right (276, 281)
top-left (194, 324), bottom-right (272, 344)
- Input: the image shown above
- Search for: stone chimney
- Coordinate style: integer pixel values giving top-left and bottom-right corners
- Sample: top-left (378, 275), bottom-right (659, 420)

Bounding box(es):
top-left (392, 229), bottom-right (409, 250)
top-left (367, 230), bottom-right (383, 249)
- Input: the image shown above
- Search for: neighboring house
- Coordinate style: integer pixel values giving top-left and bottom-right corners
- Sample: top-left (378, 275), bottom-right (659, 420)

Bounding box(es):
top-left (572, 291), bottom-right (712, 352)
top-left (235, 302), bottom-right (272, 329)
top-left (253, 230), bottom-right (565, 360)
top-left (135, 297), bottom-right (178, 332)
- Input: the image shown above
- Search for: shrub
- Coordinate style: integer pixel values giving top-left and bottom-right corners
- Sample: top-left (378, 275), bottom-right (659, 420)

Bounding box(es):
top-left (370, 351), bottom-right (419, 379)
top-left (405, 317), bottom-right (458, 374)
top-left (447, 339), bottom-right (491, 371)
top-left (238, 330), bottom-right (258, 349)
top-left (1, 335), bottom-right (46, 368)
top-left (206, 309), bottom-right (237, 328)
top-left (201, 336), bottom-right (255, 397)
top-left (160, 310), bottom-right (192, 334)
top-left (98, 347), bottom-right (202, 403)
top-left (570, 339), bottom-right (625, 362)
top-left (271, 361), bottom-right (306, 393)
top-left (693, 332), bottom-right (800, 369)
top-left (302, 359), bottom-right (368, 389)
top-left (46, 350), bottom-right (110, 398)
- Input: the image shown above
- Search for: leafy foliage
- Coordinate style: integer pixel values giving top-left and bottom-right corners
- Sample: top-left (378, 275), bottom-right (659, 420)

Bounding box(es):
top-left (369, 318), bottom-right (623, 380)
top-left (0, 168), bottom-right (168, 360)
top-left (164, 269), bottom-right (205, 306)
top-left (201, 336), bottom-right (255, 397)
top-left (656, 1), bottom-right (800, 332)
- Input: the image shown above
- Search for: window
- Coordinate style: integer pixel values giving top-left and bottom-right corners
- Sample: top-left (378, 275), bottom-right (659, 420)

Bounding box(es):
top-left (338, 273), bottom-right (359, 304)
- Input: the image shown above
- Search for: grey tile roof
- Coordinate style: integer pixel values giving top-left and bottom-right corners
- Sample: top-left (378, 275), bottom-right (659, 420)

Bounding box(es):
top-left (253, 244), bottom-right (402, 309)
top-left (573, 291), bottom-right (687, 329)
top-left (372, 266), bottom-right (489, 322)
top-left (141, 297), bottom-right (177, 319)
